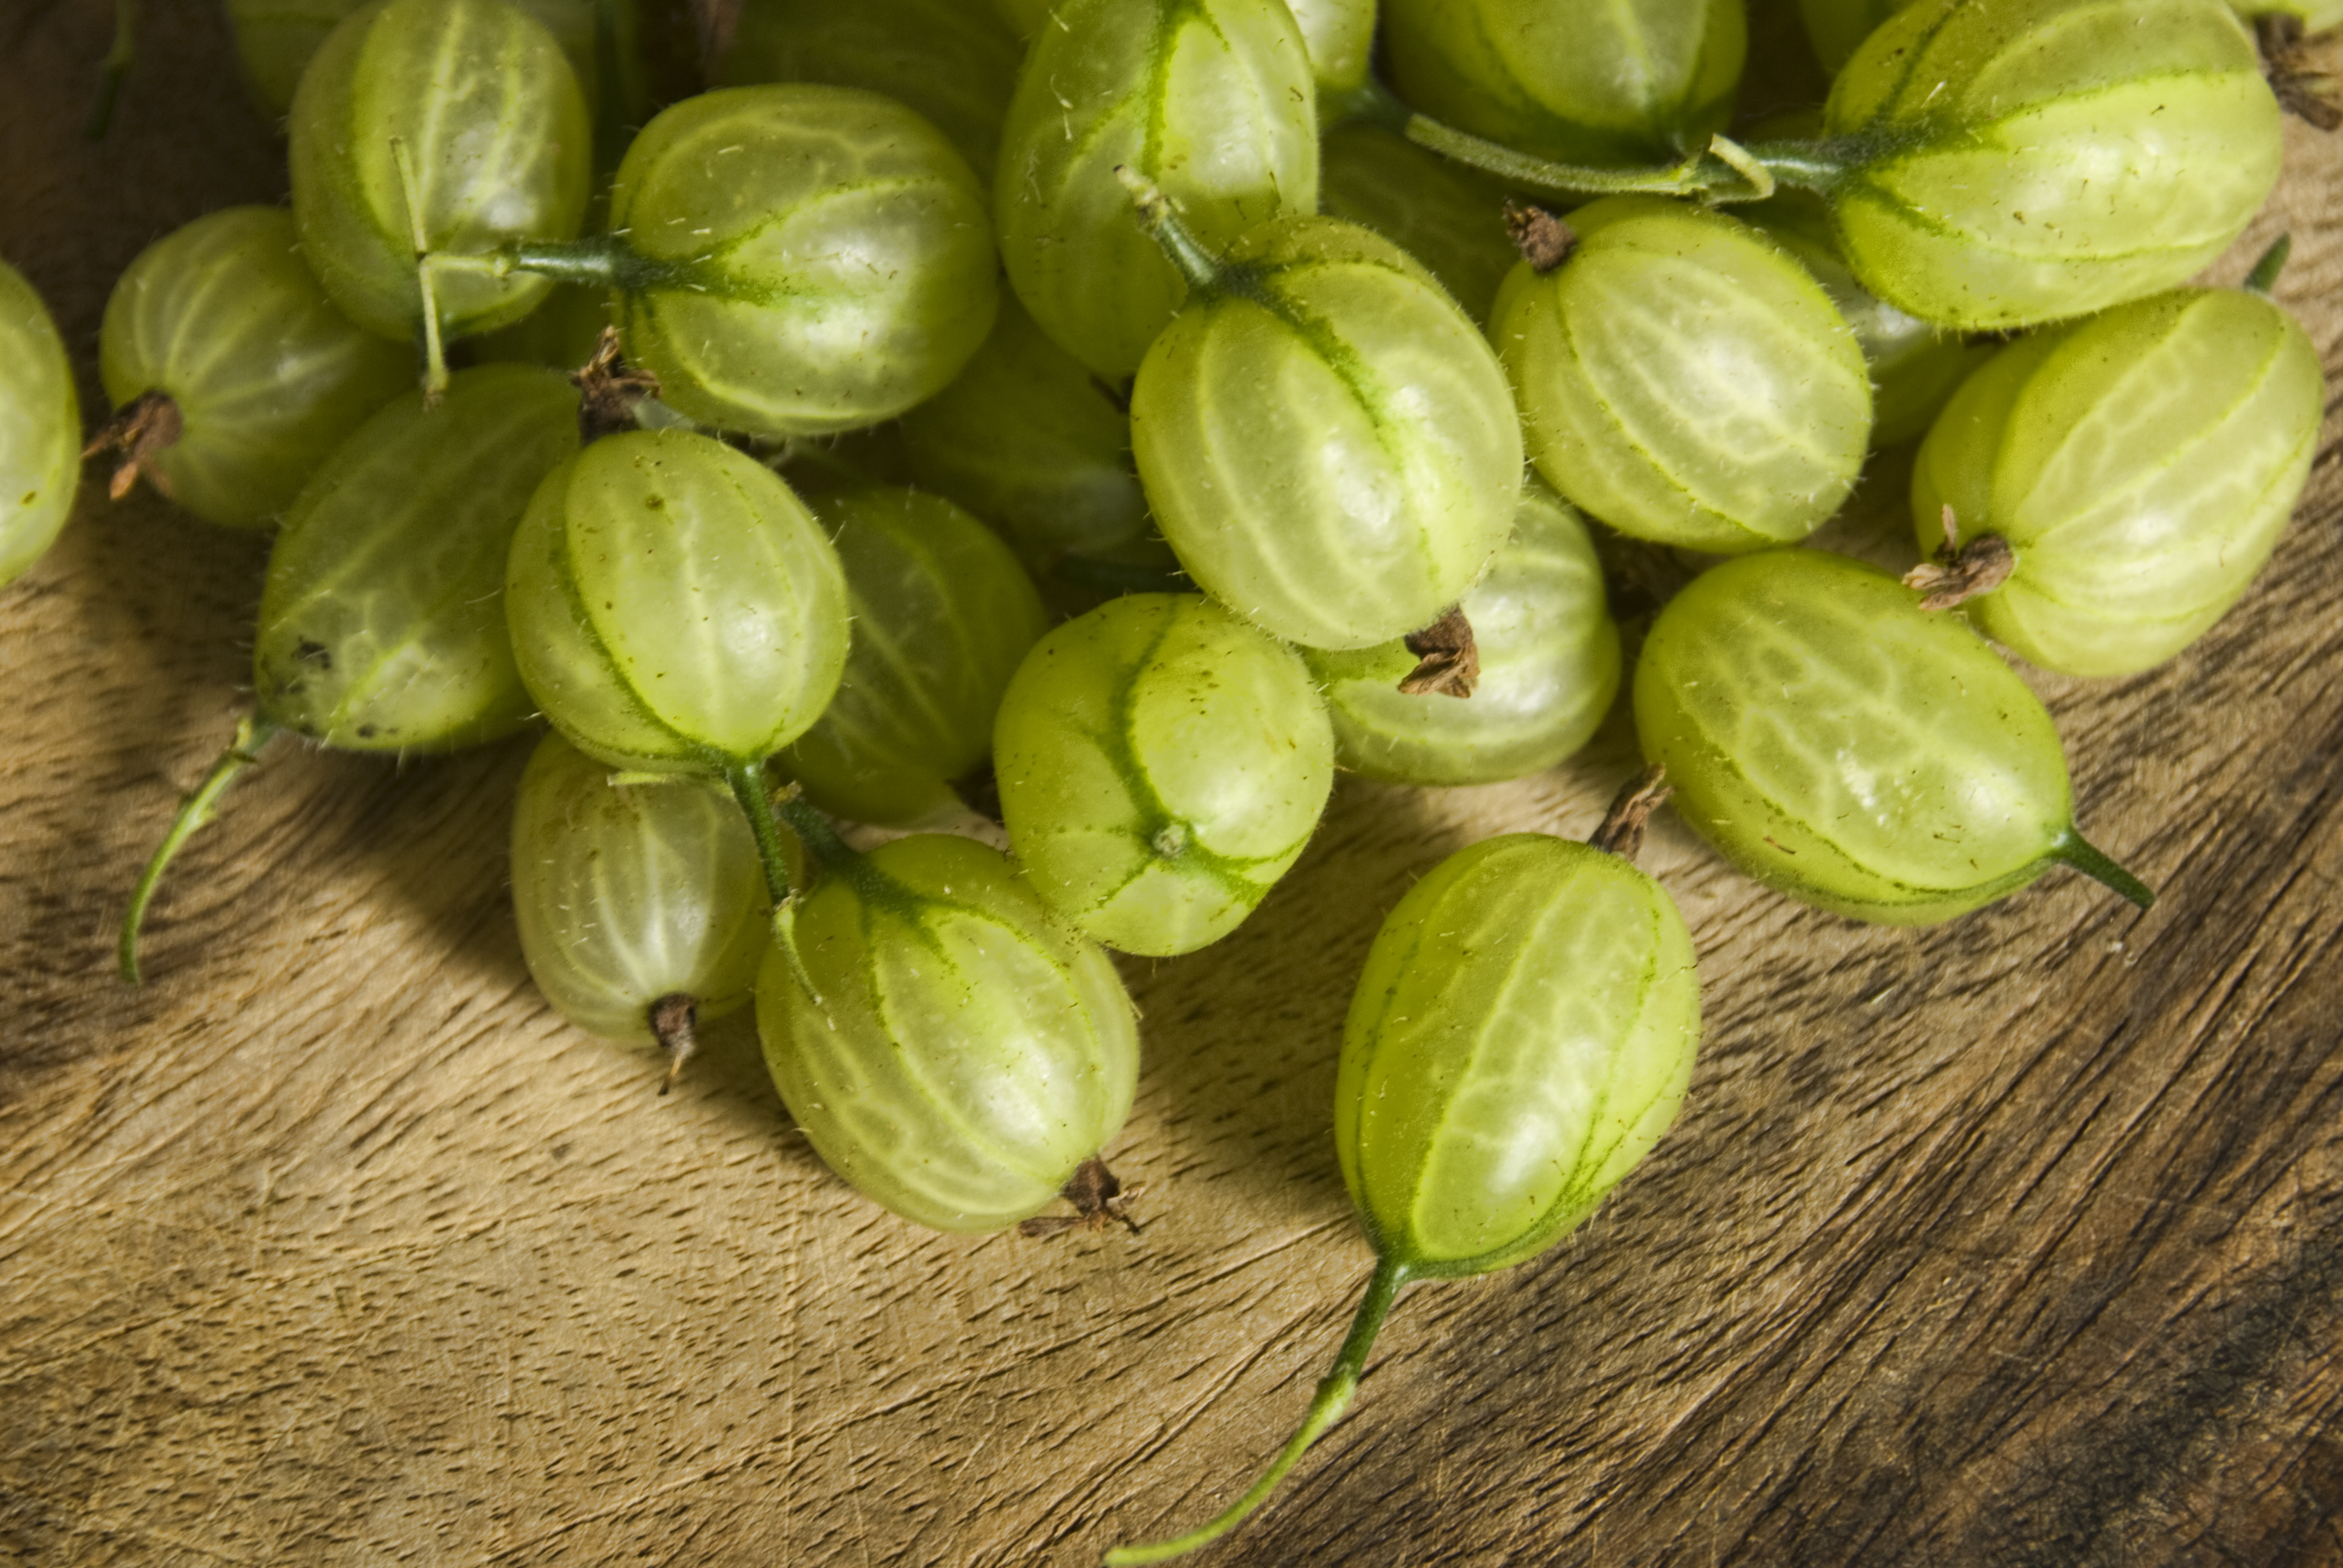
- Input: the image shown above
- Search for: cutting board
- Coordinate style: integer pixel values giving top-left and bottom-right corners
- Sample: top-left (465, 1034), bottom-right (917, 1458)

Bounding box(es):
top-left (5, 3), bottom-right (2342, 1563)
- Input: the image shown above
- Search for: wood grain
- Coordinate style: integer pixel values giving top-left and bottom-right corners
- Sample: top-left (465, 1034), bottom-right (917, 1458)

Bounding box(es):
top-left (4, 4), bottom-right (2342, 1565)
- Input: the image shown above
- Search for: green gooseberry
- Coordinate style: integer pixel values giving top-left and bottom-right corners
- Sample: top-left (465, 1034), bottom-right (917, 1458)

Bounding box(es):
top-left (228, 0), bottom-right (612, 120)
top-left (1108, 786), bottom-right (1702, 1563)
top-left (992, 0), bottom-right (1319, 378)
top-left (288, 0), bottom-right (591, 345)
top-left (1382, 0), bottom-right (1746, 166)
top-left (1909, 270), bottom-right (2326, 679)
top-left (898, 293), bottom-right (1155, 572)
top-left (510, 731), bottom-right (772, 1088)
top-left (488, 84), bottom-right (998, 439)
top-left (1817, 0), bottom-right (2284, 330)
top-left (1379, 0), bottom-right (2284, 334)
top-left (992, 593), bottom-right (1334, 958)
top-left (1634, 549), bottom-right (2154, 926)
top-left (1490, 195), bottom-right (1872, 554)
top-left (92, 206), bottom-right (411, 530)
top-left (503, 426), bottom-right (850, 906)
top-left (1798, 0), bottom-right (1907, 71)
top-left (1318, 120), bottom-right (1524, 325)
top-left (1305, 480), bottom-right (1620, 788)
top-left (1127, 192), bottom-right (1523, 652)
top-left (718, 0), bottom-right (1022, 181)
top-left (1291, 0), bottom-right (1378, 117)
top-left (120, 364), bottom-right (582, 982)
top-left (1740, 167), bottom-right (1994, 448)
top-left (779, 487), bottom-right (1050, 828)
top-left (0, 258), bottom-right (80, 589)
top-left (756, 817), bottom-right (1140, 1235)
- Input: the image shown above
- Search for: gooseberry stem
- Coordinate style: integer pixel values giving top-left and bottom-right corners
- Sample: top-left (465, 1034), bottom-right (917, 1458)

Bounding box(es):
top-left (723, 759), bottom-right (798, 909)
top-left (497, 236), bottom-right (664, 292)
top-left (2243, 234), bottom-right (2292, 296)
top-left (84, 0), bottom-right (137, 140)
top-left (1115, 167), bottom-right (1229, 295)
top-left (1104, 1256), bottom-right (1412, 1566)
top-left (2049, 829), bottom-right (2156, 912)
top-left (119, 714), bottom-right (286, 985)
top-left (390, 138), bottom-right (451, 400)
top-left (773, 789), bottom-right (860, 876)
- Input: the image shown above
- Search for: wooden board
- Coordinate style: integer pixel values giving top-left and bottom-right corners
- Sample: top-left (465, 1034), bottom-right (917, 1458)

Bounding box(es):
top-left (5, 4), bottom-right (2342, 1564)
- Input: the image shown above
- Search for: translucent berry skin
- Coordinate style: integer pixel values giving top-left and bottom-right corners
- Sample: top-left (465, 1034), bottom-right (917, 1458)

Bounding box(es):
top-left (609, 85), bottom-right (998, 439)
top-left (1636, 550), bottom-right (2110, 926)
top-left (289, 0), bottom-right (591, 343)
top-left (0, 260), bottom-right (80, 588)
top-left (1291, 0), bottom-right (1377, 114)
top-left (1383, 0), bottom-right (1745, 167)
top-left (1492, 197), bottom-right (1872, 555)
top-left (229, 0), bottom-right (606, 120)
top-left (718, 0), bottom-right (1023, 181)
top-left (1798, 0), bottom-right (1909, 71)
top-left (780, 488), bottom-right (1049, 828)
top-left (899, 294), bottom-right (1153, 570)
top-left (1823, 0), bottom-right (2282, 332)
top-left (97, 207), bottom-right (413, 530)
top-left (1306, 483), bottom-right (1620, 788)
top-left (1317, 122), bottom-right (1524, 326)
top-left (505, 428), bottom-right (849, 774)
top-left (757, 834), bottom-right (1140, 1234)
top-left (993, 0), bottom-right (1319, 379)
top-left (254, 365), bottom-right (580, 751)
top-left (511, 732), bottom-right (771, 1047)
top-left (1339, 834), bottom-right (1701, 1276)
top-left (1912, 288), bottom-right (2325, 679)
top-left (994, 593), bottom-right (1334, 958)
top-left (1133, 216), bottom-right (1522, 652)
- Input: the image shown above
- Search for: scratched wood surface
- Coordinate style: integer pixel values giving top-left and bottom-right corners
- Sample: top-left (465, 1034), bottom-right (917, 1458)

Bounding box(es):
top-left (5, 4), bottom-right (2343, 1565)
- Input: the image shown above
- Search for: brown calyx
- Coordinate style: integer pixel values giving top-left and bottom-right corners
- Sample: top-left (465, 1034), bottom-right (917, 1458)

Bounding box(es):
top-left (649, 992), bottom-right (699, 1095)
top-left (1017, 1157), bottom-right (1144, 1238)
top-left (1504, 201), bottom-right (1578, 273)
top-left (1590, 765), bottom-right (1672, 863)
top-left (82, 390), bottom-right (183, 502)
top-left (572, 327), bottom-right (663, 445)
top-left (1398, 605), bottom-right (1480, 698)
top-left (1901, 505), bottom-right (2017, 611)
top-left (2260, 16), bottom-right (2342, 132)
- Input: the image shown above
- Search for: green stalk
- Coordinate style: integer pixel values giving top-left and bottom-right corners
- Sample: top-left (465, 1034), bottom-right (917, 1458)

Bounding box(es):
top-left (120, 714), bottom-right (286, 985)
top-left (84, 0), bottom-right (137, 139)
top-left (1115, 167), bottom-right (1232, 296)
top-left (723, 759), bottom-right (798, 909)
top-left (2243, 234), bottom-right (2292, 296)
top-left (773, 789), bottom-right (860, 877)
top-left (1104, 1256), bottom-right (1412, 1566)
top-left (498, 236), bottom-right (666, 292)
top-left (2050, 829), bottom-right (2156, 912)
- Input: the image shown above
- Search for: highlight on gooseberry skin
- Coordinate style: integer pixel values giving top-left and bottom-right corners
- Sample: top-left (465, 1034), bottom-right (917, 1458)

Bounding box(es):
top-left (1907, 269), bottom-right (2327, 679)
top-left (0, 258), bottom-right (80, 588)
top-left (1107, 776), bottom-right (1703, 1564)
top-left (1634, 549), bottom-right (2155, 926)
top-left (993, 592), bottom-right (1336, 959)
top-left (756, 820), bottom-right (1141, 1235)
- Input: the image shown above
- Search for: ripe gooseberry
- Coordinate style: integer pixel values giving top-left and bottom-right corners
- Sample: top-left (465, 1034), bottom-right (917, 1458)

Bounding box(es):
top-left (1305, 480), bottom-right (1620, 788)
top-left (120, 364), bottom-right (582, 981)
top-left (993, 592), bottom-right (1335, 958)
top-left (992, 0), bottom-right (1319, 378)
top-left (1108, 773), bottom-right (1702, 1563)
top-left (756, 806), bottom-right (1140, 1235)
top-left (510, 731), bottom-right (773, 1090)
top-left (90, 206), bottom-right (412, 529)
top-left (1907, 241), bottom-right (2327, 679)
top-left (503, 426), bottom-right (849, 910)
top-left (1490, 195), bottom-right (1873, 553)
top-left (778, 486), bottom-right (1050, 828)
top-left (0, 259), bottom-right (81, 588)
top-left (1381, 0), bottom-right (1746, 166)
top-left (1634, 549), bottom-right (2154, 925)
top-left (1125, 177), bottom-right (1523, 651)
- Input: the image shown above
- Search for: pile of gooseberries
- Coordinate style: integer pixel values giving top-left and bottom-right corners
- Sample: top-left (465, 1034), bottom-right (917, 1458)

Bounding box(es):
top-left (6, 0), bottom-right (2334, 1557)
